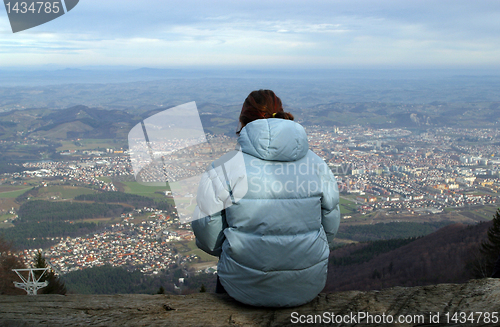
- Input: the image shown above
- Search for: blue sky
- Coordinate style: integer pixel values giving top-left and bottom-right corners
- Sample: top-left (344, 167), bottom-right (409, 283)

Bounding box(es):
top-left (1, 0), bottom-right (500, 69)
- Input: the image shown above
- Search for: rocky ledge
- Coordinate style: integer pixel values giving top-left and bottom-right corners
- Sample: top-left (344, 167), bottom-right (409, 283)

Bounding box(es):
top-left (1, 279), bottom-right (500, 327)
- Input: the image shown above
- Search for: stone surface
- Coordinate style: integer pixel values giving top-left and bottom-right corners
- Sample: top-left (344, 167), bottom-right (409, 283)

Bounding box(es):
top-left (1, 279), bottom-right (500, 326)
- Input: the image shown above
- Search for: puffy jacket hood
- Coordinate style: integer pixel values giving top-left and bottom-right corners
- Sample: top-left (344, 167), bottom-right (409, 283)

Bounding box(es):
top-left (237, 119), bottom-right (309, 162)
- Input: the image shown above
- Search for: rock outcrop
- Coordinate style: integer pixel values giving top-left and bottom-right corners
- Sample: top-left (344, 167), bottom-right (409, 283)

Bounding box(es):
top-left (1, 279), bottom-right (500, 326)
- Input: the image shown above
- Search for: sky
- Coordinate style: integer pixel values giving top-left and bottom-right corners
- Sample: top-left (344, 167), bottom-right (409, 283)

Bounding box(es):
top-left (1, 0), bottom-right (500, 70)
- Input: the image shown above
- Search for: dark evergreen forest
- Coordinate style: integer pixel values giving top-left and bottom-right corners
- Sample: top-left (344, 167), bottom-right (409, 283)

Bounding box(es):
top-left (63, 265), bottom-right (216, 295)
top-left (18, 200), bottom-right (130, 222)
top-left (335, 221), bottom-right (453, 242)
top-left (75, 191), bottom-right (175, 212)
top-left (4, 200), bottom-right (130, 249)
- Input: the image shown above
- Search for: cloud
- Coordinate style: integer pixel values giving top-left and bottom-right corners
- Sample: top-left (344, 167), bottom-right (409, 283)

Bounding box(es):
top-left (1, 0), bottom-right (500, 68)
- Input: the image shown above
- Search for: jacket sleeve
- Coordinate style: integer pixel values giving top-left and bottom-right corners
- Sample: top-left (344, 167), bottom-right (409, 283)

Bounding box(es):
top-left (319, 164), bottom-right (341, 247)
top-left (191, 209), bottom-right (225, 257)
top-left (190, 160), bottom-right (231, 257)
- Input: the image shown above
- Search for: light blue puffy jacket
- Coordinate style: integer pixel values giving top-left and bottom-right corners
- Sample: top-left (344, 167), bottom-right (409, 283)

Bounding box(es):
top-left (192, 118), bottom-right (340, 307)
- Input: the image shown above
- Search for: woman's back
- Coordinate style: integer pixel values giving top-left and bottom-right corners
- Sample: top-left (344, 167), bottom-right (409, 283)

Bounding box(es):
top-left (193, 119), bottom-right (340, 307)
top-left (192, 90), bottom-right (340, 307)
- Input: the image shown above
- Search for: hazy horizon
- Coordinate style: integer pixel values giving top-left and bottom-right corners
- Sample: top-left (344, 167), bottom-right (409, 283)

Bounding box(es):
top-left (2, 1), bottom-right (500, 70)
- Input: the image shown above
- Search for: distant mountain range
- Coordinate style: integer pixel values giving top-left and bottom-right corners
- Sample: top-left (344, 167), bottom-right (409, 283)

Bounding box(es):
top-left (1, 100), bottom-right (500, 142)
top-left (0, 103), bottom-right (244, 141)
top-left (296, 101), bottom-right (500, 128)
top-left (2, 71), bottom-right (500, 116)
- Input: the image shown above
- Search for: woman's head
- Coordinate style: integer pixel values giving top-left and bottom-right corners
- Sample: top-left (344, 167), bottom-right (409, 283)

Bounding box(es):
top-left (237, 89), bottom-right (294, 134)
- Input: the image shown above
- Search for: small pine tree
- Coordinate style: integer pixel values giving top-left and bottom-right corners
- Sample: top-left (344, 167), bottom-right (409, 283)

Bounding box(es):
top-left (371, 269), bottom-right (381, 279)
top-left (34, 250), bottom-right (46, 271)
top-left (33, 251), bottom-right (67, 295)
top-left (199, 284), bottom-right (206, 293)
top-left (478, 208), bottom-right (500, 277)
top-left (157, 286), bottom-right (165, 294)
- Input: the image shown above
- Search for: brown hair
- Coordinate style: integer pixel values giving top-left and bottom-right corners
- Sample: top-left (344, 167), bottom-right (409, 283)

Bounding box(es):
top-left (237, 90), bottom-right (294, 134)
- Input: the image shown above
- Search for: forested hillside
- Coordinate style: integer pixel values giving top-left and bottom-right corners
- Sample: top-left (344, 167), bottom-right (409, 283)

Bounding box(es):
top-left (62, 265), bottom-right (216, 295)
top-left (2, 200), bottom-right (130, 249)
top-left (324, 222), bottom-right (491, 292)
top-left (2, 221), bottom-right (102, 250)
top-left (329, 238), bottom-right (420, 266)
top-left (335, 221), bottom-right (453, 242)
top-left (74, 191), bottom-right (173, 211)
top-left (18, 200), bottom-right (130, 222)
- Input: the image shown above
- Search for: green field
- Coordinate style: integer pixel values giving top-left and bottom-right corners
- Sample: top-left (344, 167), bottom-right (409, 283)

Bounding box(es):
top-left (0, 211), bottom-right (16, 228)
top-left (122, 182), bottom-right (168, 198)
top-left (0, 222), bottom-right (14, 229)
top-left (466, 205), bottom-right (498, 220)
top-left (0, 187), bottom-right (32, 199)
top-left (186, 248), bottom-right (218, 262)
top-left (339, 197), bottom-right (358, 215)
top-left (184, 240), bottom-right (218, 262)
top-left (36, 185), bottom-right (96, 199)
top-left (186, 240), bottom-right (198, 251)
top-left (444, 204), bottom-right (498, 221)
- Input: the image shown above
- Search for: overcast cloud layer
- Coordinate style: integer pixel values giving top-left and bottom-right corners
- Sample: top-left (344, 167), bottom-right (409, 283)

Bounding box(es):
top-left (1, 0), bottom-right (500, 69)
